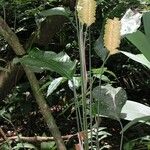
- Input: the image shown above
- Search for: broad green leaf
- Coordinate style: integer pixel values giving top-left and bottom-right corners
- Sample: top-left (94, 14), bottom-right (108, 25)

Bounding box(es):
top-left (126, 30), bottom-right (150, 61)
top-left (39, 7), bottom-right (69, 18)
top-left (94, 35), bottom-right (108, 61)
top-left (92, 84), bottom-right (127, 120)
top-left (143, 12), bottom-right (150, 40)
top-left (121, 100), bottom-right (150, 121)
top-left (121, 116), bottom-right (150, 133)
top-left (47, 77), bottom-right (66, 97)
top-left (41, 141), bottom-right (56, 150)
top-left (20, 48), bottom-right (77, 79)
top-left (120, 51), bottom-right (150, 69)
top-left (12, 143), bottom-right (37, 150)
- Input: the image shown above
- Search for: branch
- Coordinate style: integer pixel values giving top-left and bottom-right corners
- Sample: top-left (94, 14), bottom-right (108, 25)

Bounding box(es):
top-left (0, 128), bottom-right (12, 149)
top-left (0, 134), bottom-right (76, 143)
top-left (0, 16), bottom-right (66, 150)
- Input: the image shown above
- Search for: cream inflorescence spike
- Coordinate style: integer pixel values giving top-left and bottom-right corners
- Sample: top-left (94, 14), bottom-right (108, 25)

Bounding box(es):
top-left (77, 0), bottom-right (96, 27)
top-left (104, 17), bottom-right (121, 55)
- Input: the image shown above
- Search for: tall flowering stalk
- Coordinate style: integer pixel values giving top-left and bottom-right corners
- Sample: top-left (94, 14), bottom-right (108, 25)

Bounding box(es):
top-left (75, 0), bottom-right (96, 149)
top-left (103, 18), bottom-right (123, 150)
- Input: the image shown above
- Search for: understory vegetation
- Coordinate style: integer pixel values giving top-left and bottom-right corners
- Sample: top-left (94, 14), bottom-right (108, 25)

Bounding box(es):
top-left (0, 0), bottom-right (150, 150)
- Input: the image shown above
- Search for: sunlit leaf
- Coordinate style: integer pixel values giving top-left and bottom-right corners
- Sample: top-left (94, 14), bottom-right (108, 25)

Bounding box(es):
top-left (47, 77), bottom-right (66, 97)
top-left (68, 77), bottom-right (81, 90)
top-left (121, 9), bottom-right (142, 36)
top-left (120, 51), bottom-right (150, 69)
top-left (121, 100), bottom-right (150, 121)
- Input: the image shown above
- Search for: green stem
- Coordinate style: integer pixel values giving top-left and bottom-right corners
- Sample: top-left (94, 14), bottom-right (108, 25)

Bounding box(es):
top-left (0, 16), bottom-right (66, 150)
top-left (72, 81), bottom-right (82, 132)
top-left (78, 24), bottom-right (89, 150)
top-left (118, 119), bottom-right (124, 150)
top-left (88, 27), bottom-right (94, 149)
top-left (96, 54), bottom-right (110, 150)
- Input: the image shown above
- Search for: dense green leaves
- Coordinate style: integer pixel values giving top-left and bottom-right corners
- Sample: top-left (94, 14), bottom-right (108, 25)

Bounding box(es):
top-left (20, 48), bottom-right (77, 79)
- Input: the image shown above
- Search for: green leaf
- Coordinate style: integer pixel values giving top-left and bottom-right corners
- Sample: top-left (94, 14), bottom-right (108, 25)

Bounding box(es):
top-left (120, 51), bottom-right (150, 69)
top-left (68, 77), bottom-right (81, 90)
top-left (92, 84), bottom-right (127, 120)
top-left (123, 141), bottom-right (135, 150)
top-left (20, 48), bottom-right (77, 79)
top-left (124, 136), bottom-right (150, 150)
top-left (91, 68), bottom-right (115, 82)
top-left (143, 12), bottom-right (150, 40)
top-left (39, 7), bottom-right (69, 18)
top-left (47, 77), bottom-right (66, 97)
top-left (121, 116), bottom-right (150, 133)
top-left (126, 30), bottom-right (150, 61)
top-left (12, 143), bottom-right (38, 150)
top-left (121, 100), bottom-right (150, 121)
top-left (0, 143), bottom-right (10, 150)
top-left (41, 141), bottom-right (56, 150)
top-left (94, 35), bottom-right (108, 61)
top-left (91, 68), bottom-right (107, 75)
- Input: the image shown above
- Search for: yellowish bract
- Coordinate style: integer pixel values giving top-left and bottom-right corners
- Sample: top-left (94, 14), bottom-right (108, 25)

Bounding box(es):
top-left (104, 18), bottom-right (121, 55)
top-left (77, 0), bottom-right (96, 27)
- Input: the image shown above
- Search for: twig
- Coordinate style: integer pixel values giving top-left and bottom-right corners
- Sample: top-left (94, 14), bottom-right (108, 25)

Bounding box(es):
top-left (0, 128), bottom-right (12, 150)
top-left (0, 134), bottom-right (76, 143)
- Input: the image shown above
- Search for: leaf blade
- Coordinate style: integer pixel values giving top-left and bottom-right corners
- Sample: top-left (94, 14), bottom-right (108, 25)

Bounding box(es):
top-left (126, 30), bottom-right (150, 61)
top-left (20, 48), bottom-right (76, 79)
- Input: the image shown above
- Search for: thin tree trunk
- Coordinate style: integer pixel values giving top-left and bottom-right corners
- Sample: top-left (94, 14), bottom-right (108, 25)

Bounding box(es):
top-left (0, 16), bottom-right (66, 150)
